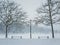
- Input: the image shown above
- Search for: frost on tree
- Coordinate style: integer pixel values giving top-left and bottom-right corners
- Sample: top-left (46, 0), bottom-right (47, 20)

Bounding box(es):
top-left (34, 0), bottom-right (60, 38)
top-left (0, 0), bottom-right (27, 38)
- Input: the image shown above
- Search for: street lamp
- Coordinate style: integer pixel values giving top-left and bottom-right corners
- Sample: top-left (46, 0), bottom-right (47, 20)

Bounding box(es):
top-left (30, 20), bottom-right (32, 39)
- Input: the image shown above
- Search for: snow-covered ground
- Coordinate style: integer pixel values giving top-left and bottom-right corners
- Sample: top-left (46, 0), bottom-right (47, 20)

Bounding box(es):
top-left (0, 39), bottom-right (60, 45)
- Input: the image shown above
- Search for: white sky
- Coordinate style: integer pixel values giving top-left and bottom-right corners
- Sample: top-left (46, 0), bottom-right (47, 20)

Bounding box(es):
top-left (13, 0), bottom-right (46, 19)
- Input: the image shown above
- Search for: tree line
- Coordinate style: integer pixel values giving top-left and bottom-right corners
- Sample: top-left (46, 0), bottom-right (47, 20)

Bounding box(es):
top-left (0, 0), bottom-right (60, 39)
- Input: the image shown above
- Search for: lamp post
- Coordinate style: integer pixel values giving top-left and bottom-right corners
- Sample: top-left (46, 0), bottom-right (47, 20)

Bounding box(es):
top-left (30, 20), bottom-right (32, 39)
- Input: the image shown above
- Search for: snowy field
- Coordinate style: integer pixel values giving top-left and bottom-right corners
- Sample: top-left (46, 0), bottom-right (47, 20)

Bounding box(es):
top-left (0, 39), bottom-right (60, 45)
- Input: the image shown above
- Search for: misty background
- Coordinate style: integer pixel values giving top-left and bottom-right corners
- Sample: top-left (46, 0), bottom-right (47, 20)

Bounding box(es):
top-left (0, 0), bottom-right (60, 39)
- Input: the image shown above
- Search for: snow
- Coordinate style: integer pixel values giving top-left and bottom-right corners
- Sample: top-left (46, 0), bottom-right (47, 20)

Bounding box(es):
top-left (0, 34), bottom-right (5, 39)
top-left (0, 39), bottom-right (60, 45)
top-left (0, 21), bottom-right (60, 39)
top-left (0, 33), bottom-right (60, 39)
top-left (0, 23), bottom-right (60, 45)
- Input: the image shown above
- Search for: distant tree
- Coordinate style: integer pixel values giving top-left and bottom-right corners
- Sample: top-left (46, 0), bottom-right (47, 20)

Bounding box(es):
top-left (0, 0), bottom-right (27, 38)
top-left (34, 0), bottom-right (60, 38)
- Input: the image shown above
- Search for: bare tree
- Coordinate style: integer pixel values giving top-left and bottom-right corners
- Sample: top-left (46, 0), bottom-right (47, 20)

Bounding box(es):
top-left (0, 0), bottom-right (27, 38)
top-left (34, 0), bottom-right (60, 38)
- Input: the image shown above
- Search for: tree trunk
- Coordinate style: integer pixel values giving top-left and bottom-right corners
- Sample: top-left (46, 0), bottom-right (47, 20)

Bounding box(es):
top-left (6, 25), bottom-right (8, 38)
top-left (48, 0), bottom-right (54, 38)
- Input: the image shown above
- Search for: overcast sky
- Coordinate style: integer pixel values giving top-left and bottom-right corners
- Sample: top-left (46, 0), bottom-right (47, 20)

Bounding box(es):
top-left (12, 0), bottom-right (46, 19)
